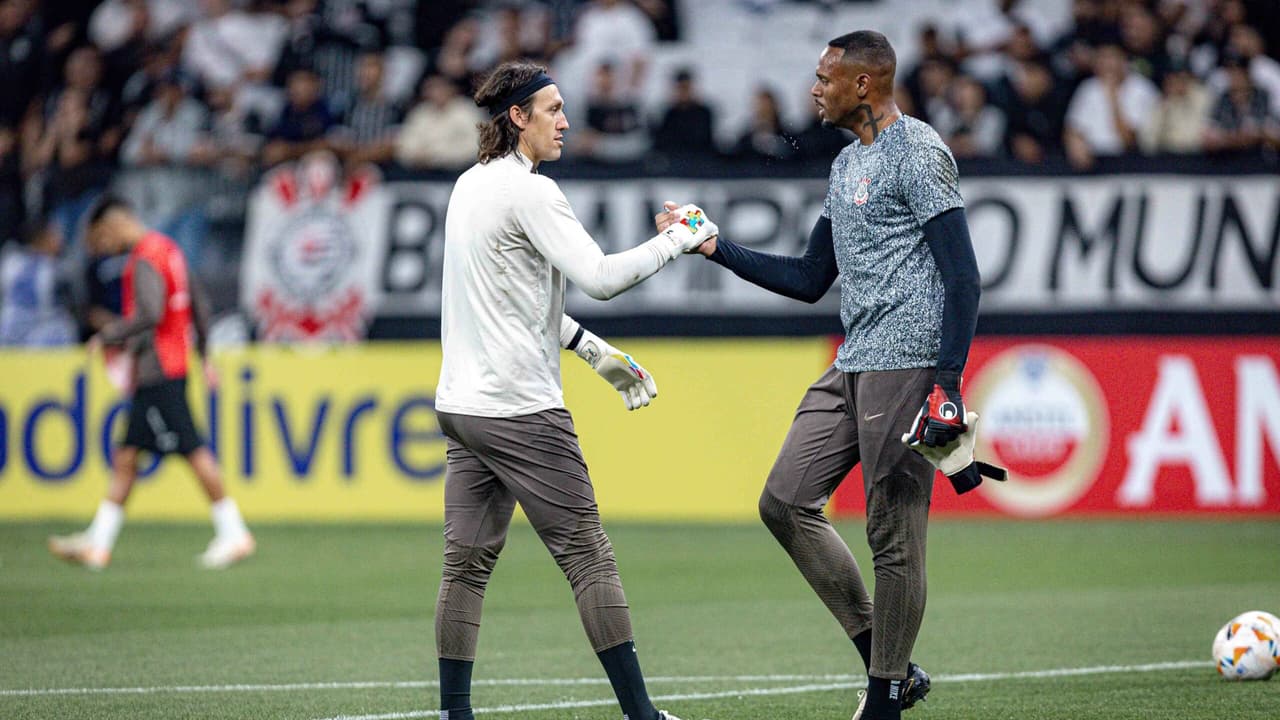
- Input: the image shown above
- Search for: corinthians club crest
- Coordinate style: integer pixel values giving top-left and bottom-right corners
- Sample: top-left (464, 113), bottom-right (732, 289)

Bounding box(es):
top-left (854, 177), bottom-right (871, 206)
top-left (243, 153), bottom-right (386, 342)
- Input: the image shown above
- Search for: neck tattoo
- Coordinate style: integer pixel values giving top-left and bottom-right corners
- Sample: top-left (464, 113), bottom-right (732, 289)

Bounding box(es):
top-left (852, 103), bottom-right (885, 140)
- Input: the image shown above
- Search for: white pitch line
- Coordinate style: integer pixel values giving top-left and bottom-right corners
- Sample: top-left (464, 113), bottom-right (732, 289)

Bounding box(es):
top-left (0, 660), bottom-right (1210, 702)
top-left (0, 675), bottom-right (850, 698)
top-left (312, 660), bottom-right (1212, 720)
top-left (932, 660), bottom-right (1208, 683)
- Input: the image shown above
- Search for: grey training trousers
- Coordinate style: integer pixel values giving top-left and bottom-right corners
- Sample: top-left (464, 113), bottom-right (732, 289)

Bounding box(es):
top-left (759, 365), bottom-right (936, 679)
top-left (434, 408), bottom-right (635, 660)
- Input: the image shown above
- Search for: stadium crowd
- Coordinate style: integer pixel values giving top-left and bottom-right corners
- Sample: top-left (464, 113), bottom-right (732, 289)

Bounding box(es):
top-left (0, 0), bottom-right (1278, 346)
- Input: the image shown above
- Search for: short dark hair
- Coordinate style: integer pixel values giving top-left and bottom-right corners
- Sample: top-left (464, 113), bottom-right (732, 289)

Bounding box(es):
top-left (87, 194), bottom-right (132, 226)
top-left (473, 60), bottom-right (549, 164)
top-left (828, 30), bottom-right (897, 87)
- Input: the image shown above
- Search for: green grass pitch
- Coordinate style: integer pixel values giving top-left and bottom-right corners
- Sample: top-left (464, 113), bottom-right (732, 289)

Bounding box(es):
top-left (2, 519), bottom-right (1277, 719)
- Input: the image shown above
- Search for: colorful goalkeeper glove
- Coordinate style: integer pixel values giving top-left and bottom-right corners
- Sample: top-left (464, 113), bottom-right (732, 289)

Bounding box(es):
top-left (570, 328), bottom-right (658, 411)
top-left (905, 371), bottom-right (967, 448)
top-left (902, 411), bottom-right (1008, 495)
top-left (656, 204), bottom-right (719, 258)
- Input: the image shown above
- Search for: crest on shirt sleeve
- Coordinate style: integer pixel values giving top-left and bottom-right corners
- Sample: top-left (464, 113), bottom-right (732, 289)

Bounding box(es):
top-left (853, 177), bottom-right (872, 206)
top-left (241, 152), bottom-right (388, 342)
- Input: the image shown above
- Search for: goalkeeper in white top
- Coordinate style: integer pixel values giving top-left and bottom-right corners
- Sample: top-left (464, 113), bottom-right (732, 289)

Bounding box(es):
top-left (432, 60), bottom-right (715, 720)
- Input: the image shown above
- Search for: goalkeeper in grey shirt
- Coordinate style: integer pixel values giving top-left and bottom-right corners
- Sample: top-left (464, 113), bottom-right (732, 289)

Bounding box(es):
top-left (659, 31), bottom-right (992, 720)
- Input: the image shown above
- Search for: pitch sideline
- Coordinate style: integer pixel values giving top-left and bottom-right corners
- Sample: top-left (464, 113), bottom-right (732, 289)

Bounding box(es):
top-left (313, 660), bottom-right (1212, 720)
top-left (0, 660), bottom-right (1210, 712)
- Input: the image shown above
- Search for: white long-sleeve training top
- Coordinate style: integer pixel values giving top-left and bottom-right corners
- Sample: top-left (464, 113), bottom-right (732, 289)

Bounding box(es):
top-left (435, 150), bottom-right (676, 417)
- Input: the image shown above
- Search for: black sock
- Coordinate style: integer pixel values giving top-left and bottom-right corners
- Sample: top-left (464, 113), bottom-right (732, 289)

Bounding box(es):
top-left (864, 675), bottom-right (903, 720)
top-left (852, 629), bottom-right (873, 672)
top-left (596, 640), bottom-right (658, 720)
top-left (439, 658), bottom-right (474, 720)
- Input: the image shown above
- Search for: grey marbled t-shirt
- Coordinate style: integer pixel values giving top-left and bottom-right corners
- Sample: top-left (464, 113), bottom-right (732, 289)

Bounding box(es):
top-left (824, 114), bottom-right (964, 373)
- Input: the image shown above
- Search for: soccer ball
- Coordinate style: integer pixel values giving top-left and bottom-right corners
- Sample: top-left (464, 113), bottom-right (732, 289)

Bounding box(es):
top-left (1233, 610), bottom-right (1280, 637)
top-left (1213, 612), bottom-right (1280, 680)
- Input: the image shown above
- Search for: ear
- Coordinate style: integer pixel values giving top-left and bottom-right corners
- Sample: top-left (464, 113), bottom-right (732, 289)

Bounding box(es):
top-left (507, 105), bottom-right (527, 130)
top-left (856, 73), bottom-right (871, 98)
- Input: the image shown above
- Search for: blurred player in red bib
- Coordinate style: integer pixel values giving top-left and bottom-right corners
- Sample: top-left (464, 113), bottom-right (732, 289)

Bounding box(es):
top-left (48, 197), bottom-right (254, 571)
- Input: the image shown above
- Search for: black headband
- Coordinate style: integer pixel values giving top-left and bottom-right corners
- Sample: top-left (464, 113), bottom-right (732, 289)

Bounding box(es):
top-left (488, 72), bottom-right (555, 119)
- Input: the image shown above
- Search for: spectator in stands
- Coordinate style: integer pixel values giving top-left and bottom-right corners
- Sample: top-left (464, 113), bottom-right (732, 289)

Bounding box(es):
top-left (1221, 24), bottom-right (1280, 118)
top-left (27, 1), bottom-right (92, 94)
top-left (1001, 59), bottom-right (1066, 163)
top-left (395, 73), bottom-right (482, 170)
top-left (89, 0), bottom-right (151, 96)
top-left (1140, 62), bottom-right (1210, 154)
top-left (473, 5), bottom-right (551, 70)
top-left (1004, 23), bottom-right (1042, 65)
top-left (274, 0), bottom-right (385, 109)
top-left (90, 0), bottom-right (194, 55)
top-left (1188, 0), bottom-right (1247, 77)
top-left (577, 61), bottom-right (648, 163)
top-left (573, 0), bottom-right (655, 91)
top-left (730, 87), bottom-right (796, 163)
top-left (121, 73), bottom-right (212, 167)
top-left (331, 51), bottom-right (402, 167)
top-left (1048, 0), bottom-right (1111, 92)
top-left (1063, 42), bottom-right (1160, 169)
top-left (493, 6), bottom-right (534, 67)
top-left (23, 45), bottom-right (120, 238)
top-left (120, 68), bottom-right (215, 264)
top-left (651, 68), bottom-right (717, 160)
top-left (1203, 55), bottom-right (1274, 155)
top-left (205, 84), bottom-right (262, 171)
top-left (933, 74), bottom-right (1006, 159)
top-left (1156, 0), bottom-right (1203, 41)
top-left (901, 24), bottom-right (953, 122)
top-left (954, 0), bottom-right (1052, 82)
top-left (429, 16), bottom-right (482, 97)
top-left (183, 0), bottom-right (284, 94)
top-left (263, 67), bottom-right (334, 167)
top-left (119, 41), bottom-right (183, 129)
top-left (0, 0), bottom-right (44, 129)
top-left (1120, 4), bottom-right (1172, 85)
top-left (273, 0), bottom-right (325, 84)
top-left (913, 56), bottom-right (957, 126)
top-left (0, 218), bottom-right (76, 346)
top-left (24, 43), bottom-right (120, 165)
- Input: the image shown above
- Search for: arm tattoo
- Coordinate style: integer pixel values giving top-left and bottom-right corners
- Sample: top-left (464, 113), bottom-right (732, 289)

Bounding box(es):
top-left (852, 104), bottom-right (885, 139)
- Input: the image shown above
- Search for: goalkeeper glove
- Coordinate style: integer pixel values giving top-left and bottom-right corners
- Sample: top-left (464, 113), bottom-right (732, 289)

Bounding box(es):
top-left (905, 371), bottom-right (967, 448)
top-left (656, 204), bottom-right (719, 258)
top-left (902, 411), bottom-right (1008, 495)
top-left (570, 329), bottom-right (658, 411)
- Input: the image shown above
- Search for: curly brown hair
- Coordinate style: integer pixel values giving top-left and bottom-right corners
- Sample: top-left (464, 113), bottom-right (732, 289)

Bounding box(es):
top-left (473, 61), bottom-right (549, 164)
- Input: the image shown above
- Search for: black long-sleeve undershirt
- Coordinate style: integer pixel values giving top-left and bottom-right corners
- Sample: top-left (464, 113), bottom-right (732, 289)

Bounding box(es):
top-left (924, 207), bottom-right (981, 381)
top-left (707, 207), bottom-right (980, 380)
top-left (708, 215), bottom-right (838, 304)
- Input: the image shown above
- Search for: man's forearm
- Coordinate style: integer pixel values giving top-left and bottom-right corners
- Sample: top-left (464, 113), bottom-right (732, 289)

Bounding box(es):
top-left (708, 216), bottom-right (838, 304)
